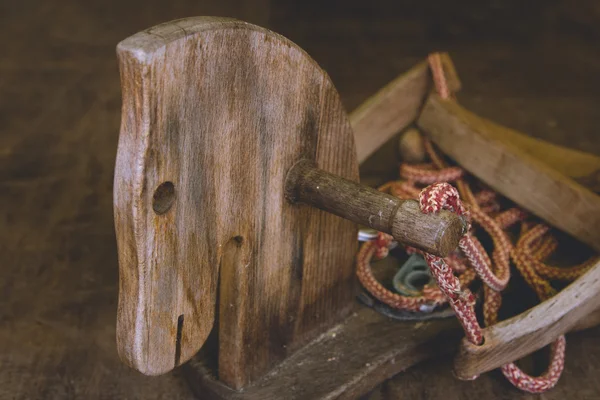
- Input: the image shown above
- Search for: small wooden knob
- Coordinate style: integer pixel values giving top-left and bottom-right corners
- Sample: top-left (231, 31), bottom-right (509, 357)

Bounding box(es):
top-left (398, 127), bottom-right (426, 163)
top-left (285, 160), bottom-right (466, 257)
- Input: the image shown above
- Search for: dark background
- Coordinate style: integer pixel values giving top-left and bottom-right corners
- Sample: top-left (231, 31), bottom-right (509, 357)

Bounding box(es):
top-left (1, 0), bottom-right (599, 399)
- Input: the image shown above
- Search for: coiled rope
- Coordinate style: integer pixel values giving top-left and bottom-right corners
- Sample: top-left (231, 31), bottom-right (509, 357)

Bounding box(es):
top-left (356, 53), bottom-right (597, 393)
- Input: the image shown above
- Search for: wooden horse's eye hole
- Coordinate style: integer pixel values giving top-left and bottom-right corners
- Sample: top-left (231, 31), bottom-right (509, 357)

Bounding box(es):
top-left (152, 181), bottom-right (176, 215)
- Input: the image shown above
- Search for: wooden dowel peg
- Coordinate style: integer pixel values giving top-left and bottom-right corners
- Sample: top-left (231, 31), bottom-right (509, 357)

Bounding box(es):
top-left (285, 160), bottom-right (466, 257)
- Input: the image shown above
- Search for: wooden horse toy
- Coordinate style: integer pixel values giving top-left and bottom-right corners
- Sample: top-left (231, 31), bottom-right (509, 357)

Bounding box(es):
top-left (113, 17), bottom-right (600, 398)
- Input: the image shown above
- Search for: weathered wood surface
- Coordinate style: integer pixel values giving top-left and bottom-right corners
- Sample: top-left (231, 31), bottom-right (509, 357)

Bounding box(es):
top-left (454, 259), bottom-right (600, 379)
top-left (183, 303), bottom-right (462, 400)
top-left (479, 118), bottom-right (600, 193)
top-left (417, 95), bottom-right (600, 253)
top-left (184, 235), bottom-right (600, 400)
top-left (115, 17), bottom-right (359, 387)
top-left (572, 307), bottom-right (600, 332)
top-left (286, 160), bottom-right (465, 257)
top-left (417, 95), bottom-right (600, 381)
top-left (350, 53), bottom-right (461, 164)
top-left (4, 1), bottom-right (600, 399)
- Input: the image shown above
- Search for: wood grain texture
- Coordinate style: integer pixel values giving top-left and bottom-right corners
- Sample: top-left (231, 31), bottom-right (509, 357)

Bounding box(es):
top-left (114, 17), bottom-right (359, 386)
top-left (454, 259), bottom-right (600, 379)
top-left (571, 306), bottom-right (600, 332)
top-left (182, 303), bottom-right (462, 400)
top-left (478, 119), bottom-right (600, 193)
top-left (285, 160), bottom-right (466, 257)
top-left (417, 95), bottom-right (600, 253)
top-left (350, 54), bottom-right (461, 164)
top-left (416, 95), bottom-right (600, 380)
top-left (183, 251), bottom-right (600, 400)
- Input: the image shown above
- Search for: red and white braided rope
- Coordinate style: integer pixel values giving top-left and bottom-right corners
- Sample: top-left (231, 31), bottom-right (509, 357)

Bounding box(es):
top-left (355, 52), bottom-right (599, 393)
top-left (418, 183), bottom-right (483, 344)
top-left (501, 337), bottom-right (566, 393)
top-left (400, 163), bottom-right (463, 184)
top-left (358, 180), bottom-right (568, 393)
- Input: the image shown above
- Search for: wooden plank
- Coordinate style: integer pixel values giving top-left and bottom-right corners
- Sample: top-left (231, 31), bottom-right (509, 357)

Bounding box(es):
top-left (182, 304), bottom-right (462, 400)
top-left (184, 220), bottom-right (600, 398)
top-left (454, 259), bottom-right (600, 379)
top-left (350, 54), bottom-right (461, 164)
top-left (417, 95), bottom-right (600, 378)
top-left (572, 306), bottom-right (600, 332)
top-left (417, 95), bottom-right (600, 252)
top-left (476, 118), bottom-right (600, 192)
top-left (115, 17), bottom-right (358, 386)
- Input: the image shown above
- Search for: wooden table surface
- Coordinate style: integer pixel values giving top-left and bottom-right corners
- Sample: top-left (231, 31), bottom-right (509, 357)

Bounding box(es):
top-left (2, 0), bottom-right (599, 398)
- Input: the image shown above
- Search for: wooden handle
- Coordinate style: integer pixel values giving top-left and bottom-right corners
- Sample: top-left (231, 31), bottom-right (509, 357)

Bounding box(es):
top-left (285, 160), bottom-right (466, 257)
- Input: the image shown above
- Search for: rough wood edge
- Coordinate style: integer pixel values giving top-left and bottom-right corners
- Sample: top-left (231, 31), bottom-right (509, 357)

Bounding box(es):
top-left (114, 16), bottom-right (359, 380)
top-left (417, 95), bottom-right (600, 252)
top-left (351, 53), bottom-right (460, 164)
top-left (571, 305), bottom-right (600, 332)
top-left (183, 301), bottom-right (600, 400)
top-left (117, 16), bottom-right (334, 83)
top-left (454, 260), bottom-right (600, 379)
top-left (182, 304), bottom-right (461, 400)
top-left (474, 116), bottom-right (600, 192)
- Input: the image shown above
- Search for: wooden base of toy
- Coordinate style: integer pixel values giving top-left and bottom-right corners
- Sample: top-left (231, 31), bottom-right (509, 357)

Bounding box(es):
top-left (181, 250), bottom-right (600, 400)
top-left (182, 303), bottom-right (600, 400)
top-left (180, 254), bottom-right (459, 399)
top-left (182, 303), bottom-right (461, 400)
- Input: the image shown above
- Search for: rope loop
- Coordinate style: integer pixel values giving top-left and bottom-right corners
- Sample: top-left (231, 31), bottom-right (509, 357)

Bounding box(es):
top-left (354, 52), bottom-right (597, 393)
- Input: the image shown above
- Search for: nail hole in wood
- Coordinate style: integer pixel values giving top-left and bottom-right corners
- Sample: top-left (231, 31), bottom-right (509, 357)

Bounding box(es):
top-left (175, 314), bottom-right (184, 366)
top-left (152, 181), bottom-right (176, 215)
